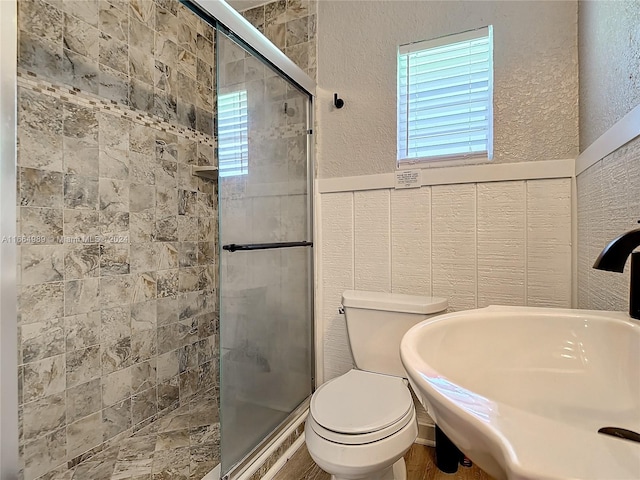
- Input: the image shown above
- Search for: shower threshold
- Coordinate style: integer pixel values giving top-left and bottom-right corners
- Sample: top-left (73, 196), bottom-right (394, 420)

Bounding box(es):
top-left (222, 397), bottom-right (310, 480)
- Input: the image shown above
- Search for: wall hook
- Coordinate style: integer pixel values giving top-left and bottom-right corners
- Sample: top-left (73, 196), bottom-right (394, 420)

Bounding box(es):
top-left (333, 93), bottom-right (345, 109)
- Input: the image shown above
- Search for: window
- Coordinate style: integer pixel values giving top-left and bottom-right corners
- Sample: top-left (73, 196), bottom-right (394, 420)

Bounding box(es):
top-left (397, 26), bottom-right (493, 165)
top-left (217, 90), bottom-right (249, 177)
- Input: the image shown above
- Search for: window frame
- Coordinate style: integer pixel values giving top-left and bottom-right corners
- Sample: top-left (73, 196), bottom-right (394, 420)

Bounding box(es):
top-left (397, 26), bottom-right (494, 168)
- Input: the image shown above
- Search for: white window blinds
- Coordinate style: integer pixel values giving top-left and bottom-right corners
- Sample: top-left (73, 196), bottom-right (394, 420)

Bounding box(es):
top-left (217, 90), bottom-right (248, 177)
top-left (397, 26), bottom-right (493, 164)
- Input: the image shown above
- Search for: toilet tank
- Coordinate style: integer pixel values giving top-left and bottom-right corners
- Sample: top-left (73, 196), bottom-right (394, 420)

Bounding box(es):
top-left (342, 290), bottom-right (447, 377)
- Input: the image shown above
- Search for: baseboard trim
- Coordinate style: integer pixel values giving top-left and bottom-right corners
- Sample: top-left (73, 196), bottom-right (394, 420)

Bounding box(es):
top-left (416, 422), bottom-right (436, 447)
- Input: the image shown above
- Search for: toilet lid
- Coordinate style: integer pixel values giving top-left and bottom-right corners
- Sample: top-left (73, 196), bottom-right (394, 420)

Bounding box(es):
top-left (307, 405), bottom-right (415, 445)
top-left (310, 370), bottom-right (413, 434)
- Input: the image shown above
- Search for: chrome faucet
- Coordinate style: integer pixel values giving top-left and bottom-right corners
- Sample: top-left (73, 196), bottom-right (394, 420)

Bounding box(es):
top-left (593, 227), bottom-right (640, 319)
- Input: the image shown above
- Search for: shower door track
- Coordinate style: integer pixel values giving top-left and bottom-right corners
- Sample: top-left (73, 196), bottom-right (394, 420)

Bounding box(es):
top-left (222, 396), bottom-right (310, 480)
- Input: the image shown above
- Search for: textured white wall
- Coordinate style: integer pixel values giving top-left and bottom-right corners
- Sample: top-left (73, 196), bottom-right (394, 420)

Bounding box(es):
top-left (576, 1), bottom-right (640, 311)
top-left (320, 178), bottom-right (573, 380)
top-left (316, 0), bottom-right (579, 178)
top-left (578, 1), bottom-right (640, 150)
top-left (577, 138), bottom-right (640, 311)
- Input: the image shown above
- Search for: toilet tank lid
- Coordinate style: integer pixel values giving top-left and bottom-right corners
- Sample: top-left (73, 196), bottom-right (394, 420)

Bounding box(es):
top-left (342, 290), bottom-right (448, 314)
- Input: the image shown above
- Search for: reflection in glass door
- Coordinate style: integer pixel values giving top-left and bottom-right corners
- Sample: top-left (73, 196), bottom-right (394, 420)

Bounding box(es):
top-left (216, 28), bottom-right (313, 475)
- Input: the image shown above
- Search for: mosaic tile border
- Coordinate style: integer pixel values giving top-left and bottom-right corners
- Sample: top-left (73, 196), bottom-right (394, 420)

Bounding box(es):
top-left (18, 68), bottom-right (305, 146)
top-left (17, 69), bottom-right (217, 150)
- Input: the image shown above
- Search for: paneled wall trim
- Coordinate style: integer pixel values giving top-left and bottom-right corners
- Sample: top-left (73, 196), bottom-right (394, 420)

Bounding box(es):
top-left (317, 176), bottom-right (573, 383)
top-left (575, 103), bottom-right (640, 175)
top-left (318, 158), bottom-right (575, 194)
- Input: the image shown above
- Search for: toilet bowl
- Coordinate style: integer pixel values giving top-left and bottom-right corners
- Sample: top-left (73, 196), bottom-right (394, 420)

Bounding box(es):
top-left (305, 291), bottom-right (448, 480)
top-left (305, 370), bottom-right (418, 480)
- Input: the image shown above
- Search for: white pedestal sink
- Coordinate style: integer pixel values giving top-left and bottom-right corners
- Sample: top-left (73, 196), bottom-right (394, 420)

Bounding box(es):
top-left (400, 306), bottom-right (640, 480)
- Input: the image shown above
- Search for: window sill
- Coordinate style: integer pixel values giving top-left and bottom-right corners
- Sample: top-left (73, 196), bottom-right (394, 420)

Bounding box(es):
top-left (397, 154), bottom-right (493, 170)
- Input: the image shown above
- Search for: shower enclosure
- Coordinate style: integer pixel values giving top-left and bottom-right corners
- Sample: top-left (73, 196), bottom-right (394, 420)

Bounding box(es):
top-left (215, 26), bottom-right (314, 476)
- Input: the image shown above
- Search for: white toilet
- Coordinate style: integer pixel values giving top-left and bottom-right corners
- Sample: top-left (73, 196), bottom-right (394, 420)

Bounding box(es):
top-left (305, 290), bottom-right (448, 480)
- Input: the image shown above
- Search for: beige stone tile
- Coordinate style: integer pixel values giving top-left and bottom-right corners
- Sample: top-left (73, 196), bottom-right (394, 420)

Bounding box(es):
top-left (19, 282), bottom-right (65, 324)
top-left (23, 427), bottom-right (67, 480)
top-left (131, 359), bottom-right (157, 394)
top-left (22, 354), bottom-right (66, 403)
top-left (67, 378), bottom-right (102, 422)
top-left (64, 13), bottom-right (99, 61)
top-left (21, 316), bottom-right (65, 364)
top-left (66, 345), bottom-right (101, 388)
top-left (66, 411), bottom-right (102, 460)
top-left (103, 398), bottom-right (132, 442)
top-left (64, 244), bottom-right (100, 280)
top-left (99, 2), bottom-right (128, 43)
top-left (65, 278), bottom-right (101, 316)
top-left (22, 392), bottom-right (66, 442)
top-left (102, 366), bottom-right (131, 407)
top-left (132, 387), bottom-right (157, 425)
top-left (155, 429), bottom-right (189, 451)
top-left (20, 168), bottom-right (64, 208)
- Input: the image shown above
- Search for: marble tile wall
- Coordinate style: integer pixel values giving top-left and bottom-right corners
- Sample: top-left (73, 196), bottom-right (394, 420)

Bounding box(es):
top-left (16, 1), bottom-right (220, 479)
top-left (241, 0), bottom-right (317, 81)
top-left (18, 0), bottom-right (216, 134)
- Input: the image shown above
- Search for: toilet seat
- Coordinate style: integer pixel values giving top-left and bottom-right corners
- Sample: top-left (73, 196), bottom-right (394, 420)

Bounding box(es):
top-left (310, 370), bottom-right (414, 445)
top-left (308, 405), bottom-right (414, 445)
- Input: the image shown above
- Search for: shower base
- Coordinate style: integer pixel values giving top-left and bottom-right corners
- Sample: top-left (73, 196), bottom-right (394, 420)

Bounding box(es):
top-left (44, 390), bottom-right (219, 480)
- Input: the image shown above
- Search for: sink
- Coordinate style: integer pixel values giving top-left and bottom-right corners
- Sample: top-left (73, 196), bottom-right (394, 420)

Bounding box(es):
top-left (400, 306), bottom-right (640, 480)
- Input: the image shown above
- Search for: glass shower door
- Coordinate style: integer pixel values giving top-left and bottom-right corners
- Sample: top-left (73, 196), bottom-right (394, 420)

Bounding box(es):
top-left (216, 29), bottom-right (313, 474)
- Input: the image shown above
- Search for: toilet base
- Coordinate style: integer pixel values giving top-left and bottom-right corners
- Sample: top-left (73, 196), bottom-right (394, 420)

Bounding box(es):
top-left (329, 457), bottom-right (407, 480)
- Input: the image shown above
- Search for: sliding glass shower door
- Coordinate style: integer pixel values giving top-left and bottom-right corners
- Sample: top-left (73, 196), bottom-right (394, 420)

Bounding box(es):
top-left (216, 29), bottom-right (313, 475)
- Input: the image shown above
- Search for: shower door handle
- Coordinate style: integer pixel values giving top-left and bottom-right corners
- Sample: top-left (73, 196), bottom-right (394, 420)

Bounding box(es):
top-left (222, 241), bottom-right (313, 252)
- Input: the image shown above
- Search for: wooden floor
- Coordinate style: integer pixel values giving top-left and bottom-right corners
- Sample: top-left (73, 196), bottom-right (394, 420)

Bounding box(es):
top-left (273, 442), bottom-right (493, 480)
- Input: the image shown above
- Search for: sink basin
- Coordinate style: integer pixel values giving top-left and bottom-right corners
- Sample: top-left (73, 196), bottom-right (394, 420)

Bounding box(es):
top-left (400, 306), bottom-right (640, 480)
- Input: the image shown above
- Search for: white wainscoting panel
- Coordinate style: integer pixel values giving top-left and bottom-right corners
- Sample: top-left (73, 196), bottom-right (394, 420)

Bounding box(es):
top-left (576, 171), bottom-right (590, 309)
top-left (599, 151), bottom-right (633, 310)
top-left (391, 188), bottom-right (431, 295)
top-left (318, 178), bottom-right (573, 382)
top-left (584, 161), bottom-right (608, 309)
top-left (577, 137), bottom-right (640, 313)
top-left (354, 190), bottom-right (391, 292)
top-left (431, 184), bottom-right (478, 311)
top-left (526, 178), bottom-right (572, 306)
top-left (320, 192), bottom-right (356, 380)
top-left (477, 181), bottom-right (527, 307)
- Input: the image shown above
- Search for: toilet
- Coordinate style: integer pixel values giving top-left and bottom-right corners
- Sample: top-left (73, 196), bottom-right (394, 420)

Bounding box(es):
top-left (305, 290), bottom-right (448, 480)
